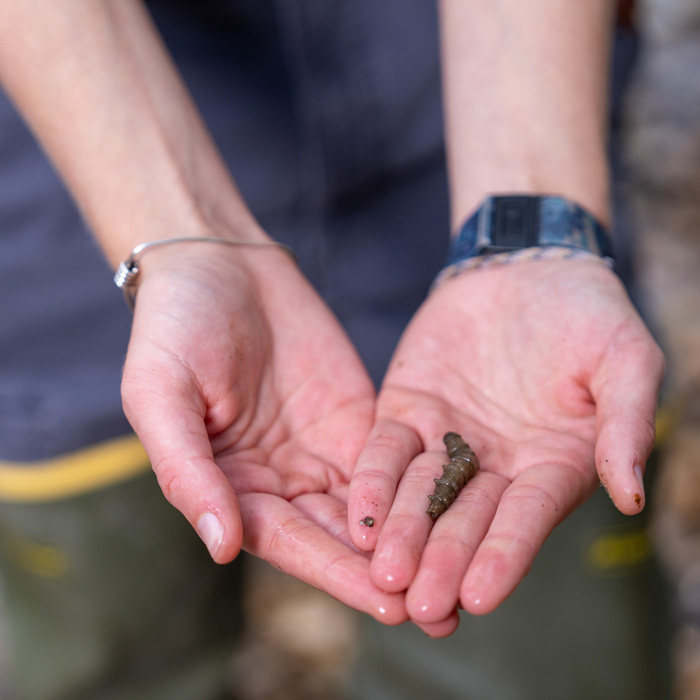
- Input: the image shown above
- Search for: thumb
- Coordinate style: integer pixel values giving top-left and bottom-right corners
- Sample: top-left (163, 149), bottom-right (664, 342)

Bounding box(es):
top-left (592, 331), bottom-right (665, 515)
top-left (122, 370), bottom-right (243, 563)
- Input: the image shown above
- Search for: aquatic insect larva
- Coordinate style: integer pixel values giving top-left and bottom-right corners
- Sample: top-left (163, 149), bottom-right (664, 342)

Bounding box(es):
top-left (427, 432), bottom-right (480, 521)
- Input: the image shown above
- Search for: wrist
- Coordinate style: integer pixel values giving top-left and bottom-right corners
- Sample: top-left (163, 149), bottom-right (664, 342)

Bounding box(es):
top-left (114, 231), bottom-right (295, 311)
top-left (434, 194), bottom-right (614, 288)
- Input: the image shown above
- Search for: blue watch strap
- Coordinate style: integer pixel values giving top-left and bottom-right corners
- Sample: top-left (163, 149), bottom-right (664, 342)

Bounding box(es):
top-left (444, 195), bottom-right (615, 267)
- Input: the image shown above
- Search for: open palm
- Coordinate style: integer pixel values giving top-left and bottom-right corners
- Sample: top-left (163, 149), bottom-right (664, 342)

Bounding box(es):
top-left (121, 242), bottom-right (405, 622)
top-left (348, 259), bottom-right (663, 635)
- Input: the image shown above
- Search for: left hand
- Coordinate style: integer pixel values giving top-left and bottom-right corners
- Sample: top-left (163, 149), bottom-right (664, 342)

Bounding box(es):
top-left (347, 259), bottom-right (664, 636)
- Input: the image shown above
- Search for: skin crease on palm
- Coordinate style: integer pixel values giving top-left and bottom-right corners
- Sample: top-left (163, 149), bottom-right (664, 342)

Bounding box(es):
top-left (347, 257), bottom-right (664, 636)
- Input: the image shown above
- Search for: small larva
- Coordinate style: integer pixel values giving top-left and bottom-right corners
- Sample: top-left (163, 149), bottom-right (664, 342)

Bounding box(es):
top-left (427, 432), bottom-right (480, 521)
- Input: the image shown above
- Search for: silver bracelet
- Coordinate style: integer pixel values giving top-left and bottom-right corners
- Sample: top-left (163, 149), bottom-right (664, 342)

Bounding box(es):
top-left (113, 236), bottom-right (296, 311)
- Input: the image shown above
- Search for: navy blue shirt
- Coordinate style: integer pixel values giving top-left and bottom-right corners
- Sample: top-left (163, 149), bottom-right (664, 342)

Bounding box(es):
top-left (0, 0), bottom-right (448, 460)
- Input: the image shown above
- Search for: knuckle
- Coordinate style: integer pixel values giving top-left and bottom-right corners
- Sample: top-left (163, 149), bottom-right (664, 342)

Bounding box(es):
top-left (460, 484), bottom-right (499, 514)
top-left (153, 462), bottom-right (183, 506)
top-left (370, 429), bottom-right (411, 458)
top-left (505, 481), bottom-right (561, 515)
top-left (264, 513), bottom-right (314, 563)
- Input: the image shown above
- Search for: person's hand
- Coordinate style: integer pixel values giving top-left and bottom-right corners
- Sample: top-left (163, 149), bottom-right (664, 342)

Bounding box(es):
top-left (347, 259), bottom-right (664, 635)
top-left (120, 240), bottom-right (406, 623)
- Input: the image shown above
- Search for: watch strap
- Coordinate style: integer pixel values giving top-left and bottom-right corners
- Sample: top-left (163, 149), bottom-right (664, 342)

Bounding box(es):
top-left (445, 195), bottom-right (615, 266)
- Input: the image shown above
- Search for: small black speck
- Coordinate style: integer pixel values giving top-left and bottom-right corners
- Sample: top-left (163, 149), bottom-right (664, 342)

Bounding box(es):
top-left (360, 516), bottom-right (375, 528)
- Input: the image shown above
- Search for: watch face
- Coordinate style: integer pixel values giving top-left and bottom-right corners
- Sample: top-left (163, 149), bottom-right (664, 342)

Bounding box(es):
top-left (491, 196), bottom-right (540, 249)
top-left (451, 195), bottom-right (614, 263)
top-left (475, 195), bottom-right (540, 254)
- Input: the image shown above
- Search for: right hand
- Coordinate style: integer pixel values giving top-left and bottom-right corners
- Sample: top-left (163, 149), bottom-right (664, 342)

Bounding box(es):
top-left (120, 239), bottom-right (406, 623)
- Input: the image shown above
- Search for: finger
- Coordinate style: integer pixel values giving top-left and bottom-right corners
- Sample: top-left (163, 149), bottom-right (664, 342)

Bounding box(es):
top-left (122, 370), bottom-right (242, 564)
top-left (592, 333), bottom-right (665, 514)
top-left (348, 419), bottom-right (423, 551)
top-left (292, 492), bottom-right (365, 554)
top-left (406, 471), bottom-right (506, 623)
top-left (411, 609), bottom-right (461, 638)
top-left (219, 457), bottom-right (286, 497)
top-left (239, 492), bottom-right (408, 625)
top-left (460, 463), bottom-right (595, 614)
top-left (369, 451), bottom-right (445, 592)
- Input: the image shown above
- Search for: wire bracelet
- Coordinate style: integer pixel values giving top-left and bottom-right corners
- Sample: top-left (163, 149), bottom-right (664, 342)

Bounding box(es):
top-left (113, 236), bottom-right (296, 311)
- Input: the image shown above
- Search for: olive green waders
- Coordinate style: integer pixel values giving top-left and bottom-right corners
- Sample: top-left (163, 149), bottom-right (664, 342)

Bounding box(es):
top-left (0, 435), bottom-right (244, 700)
top-left (347, 480), bottom-right (673, 700)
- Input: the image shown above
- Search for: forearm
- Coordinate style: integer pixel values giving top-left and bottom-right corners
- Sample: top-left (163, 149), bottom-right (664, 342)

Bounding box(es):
top-left (0, 0), bottom-right (263, 266)
top-left (438, 0), bottom-right (614, 228)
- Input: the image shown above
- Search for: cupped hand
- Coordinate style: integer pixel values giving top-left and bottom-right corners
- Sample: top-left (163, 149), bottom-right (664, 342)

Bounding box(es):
top-left (120, 240), bottom-right (406, 623)
top-left (347, 259), bottom-right (664, 632)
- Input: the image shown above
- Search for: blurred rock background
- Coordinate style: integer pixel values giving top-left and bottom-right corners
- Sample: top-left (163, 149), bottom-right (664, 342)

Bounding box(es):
top-left (624, 1), bottom-right (700, 699)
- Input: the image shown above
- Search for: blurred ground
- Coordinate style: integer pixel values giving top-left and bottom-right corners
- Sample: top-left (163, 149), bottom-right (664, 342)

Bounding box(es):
top-left (225, 557), bottom-right (358, 700)
top-left (1, 1), bottom-right (699, 699)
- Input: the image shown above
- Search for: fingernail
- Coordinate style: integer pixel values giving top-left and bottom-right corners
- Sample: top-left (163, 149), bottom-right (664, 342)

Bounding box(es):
top-left (634, 464), bottom-right (645, 505)
top-left (196, 512), bottom-right (223, 558)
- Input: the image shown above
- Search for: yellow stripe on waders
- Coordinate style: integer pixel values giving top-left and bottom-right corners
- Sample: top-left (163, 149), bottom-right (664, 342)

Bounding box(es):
top-left (0, 434), bottom-right (150, 503)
